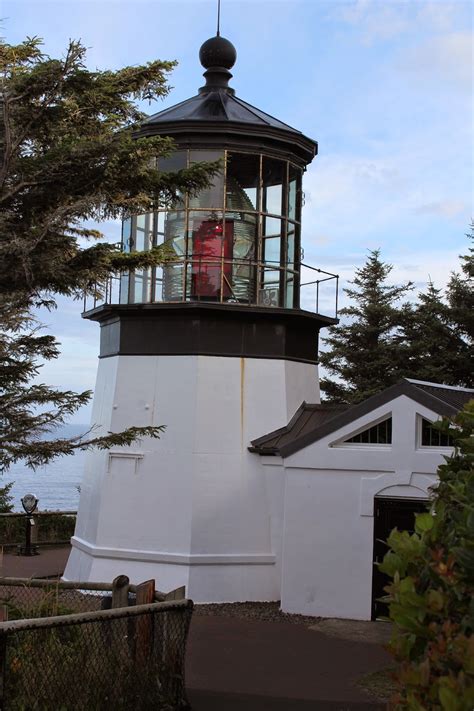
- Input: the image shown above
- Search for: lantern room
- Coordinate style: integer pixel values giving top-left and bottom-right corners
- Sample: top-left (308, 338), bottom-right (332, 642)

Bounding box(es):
top-left (106, 34), bottom-right (338, 319)
top-left (121, 150), bottom-right (303, 309)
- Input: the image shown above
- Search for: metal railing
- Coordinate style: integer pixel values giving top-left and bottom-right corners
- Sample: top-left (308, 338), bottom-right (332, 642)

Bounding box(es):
top-left (83, 257), bottom-right (339, 319)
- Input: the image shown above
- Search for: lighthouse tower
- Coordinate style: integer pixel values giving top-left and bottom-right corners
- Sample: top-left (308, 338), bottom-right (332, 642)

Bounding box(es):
top-left (65, 36), bottom-right (337, 601)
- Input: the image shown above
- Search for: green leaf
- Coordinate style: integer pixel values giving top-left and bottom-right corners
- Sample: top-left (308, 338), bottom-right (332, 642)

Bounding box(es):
top-left (427, 589), bottom-right (444, 612)
top-left (453, 547), bottom-right (474, 572)
top-left (439, 685), bottom-right (462, 711)
top-left (379, 551), bottom-right (405, 578)
top-left (415, 513), bottom-right (434, 534)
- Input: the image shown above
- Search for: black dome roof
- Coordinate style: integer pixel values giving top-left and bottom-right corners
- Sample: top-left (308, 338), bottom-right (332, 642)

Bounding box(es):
top-left (139, 36), bottom-right (317, 166)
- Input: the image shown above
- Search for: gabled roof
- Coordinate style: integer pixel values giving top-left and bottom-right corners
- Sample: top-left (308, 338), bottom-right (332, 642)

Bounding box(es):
top-left (250, 379), bottom-right (474, 458)
top-left (249, 403), bottom-right (349, 455)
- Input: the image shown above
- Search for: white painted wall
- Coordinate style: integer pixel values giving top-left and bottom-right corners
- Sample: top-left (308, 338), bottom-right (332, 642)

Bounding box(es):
top-left (65, 354), bottom-right (319, 601)
top-left (279, 395), bottom-right (451, 620)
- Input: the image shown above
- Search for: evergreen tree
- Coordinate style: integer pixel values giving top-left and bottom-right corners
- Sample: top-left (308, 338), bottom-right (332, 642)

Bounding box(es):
top-left (0, 38), bottom-right (219, 470)
top-left (398, 280), bottom-right (472, 387)
top-left (446, 224), bottom-right (474, 350)
top-left (319, 250), bottom-right (413, 403)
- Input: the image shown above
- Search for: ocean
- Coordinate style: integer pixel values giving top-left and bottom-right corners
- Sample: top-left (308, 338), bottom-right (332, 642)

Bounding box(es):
top-left (5, 425), bottom-right (88, 512)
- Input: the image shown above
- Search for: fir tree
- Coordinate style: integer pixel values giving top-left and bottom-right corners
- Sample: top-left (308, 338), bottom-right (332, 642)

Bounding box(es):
top-left (319, 250), bottom-right (413, 403)
top-left (0, 38), bottom-right (219, 470)
top-left (446, 224), bottom-right (474, 349)
top-left (399, 280), bottom-right (472, 388)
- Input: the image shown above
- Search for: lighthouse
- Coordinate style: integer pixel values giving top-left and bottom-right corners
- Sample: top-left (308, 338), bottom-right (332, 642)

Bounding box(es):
top-left (64, 35), bottom-right (337, 601)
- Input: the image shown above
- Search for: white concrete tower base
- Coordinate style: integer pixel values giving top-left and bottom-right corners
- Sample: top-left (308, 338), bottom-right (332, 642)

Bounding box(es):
top-left (65, 355), bottom-right (319, 600)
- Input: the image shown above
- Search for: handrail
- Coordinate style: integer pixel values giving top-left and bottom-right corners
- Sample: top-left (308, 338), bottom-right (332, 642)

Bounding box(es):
top-left (83, 257), bottom-right (339, 319)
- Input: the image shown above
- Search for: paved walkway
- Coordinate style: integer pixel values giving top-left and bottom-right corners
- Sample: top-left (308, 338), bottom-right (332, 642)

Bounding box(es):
top-left (0, 546), bottom-right (69, 578)
top-left (0, 546), bottom-right (391, 709)
top-left (186, 616), bottom-right (389, 710)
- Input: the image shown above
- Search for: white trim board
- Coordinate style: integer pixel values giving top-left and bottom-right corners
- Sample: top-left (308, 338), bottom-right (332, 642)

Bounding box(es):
top-left (71, 537), bottom-right (276, 566)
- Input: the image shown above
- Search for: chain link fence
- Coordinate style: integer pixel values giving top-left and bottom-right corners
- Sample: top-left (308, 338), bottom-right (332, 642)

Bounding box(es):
top-left (0, 578), bottom-right (192, 710)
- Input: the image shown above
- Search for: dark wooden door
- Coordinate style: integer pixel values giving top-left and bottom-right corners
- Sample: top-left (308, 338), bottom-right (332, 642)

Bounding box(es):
top-left (372, 497), bottom-right (428, 620)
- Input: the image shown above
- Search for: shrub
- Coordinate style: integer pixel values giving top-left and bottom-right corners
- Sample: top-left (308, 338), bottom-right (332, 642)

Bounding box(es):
top-left (380, 400), bottom-right (474, 710)
top-left (0, 512), bottom-right (76, 547)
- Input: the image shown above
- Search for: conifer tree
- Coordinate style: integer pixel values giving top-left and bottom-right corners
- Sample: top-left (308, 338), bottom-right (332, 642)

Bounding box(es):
top-left (446, 224), bottom-right (474, 350)
top-left (399, 280), bottom-right (472, 388)
top-left (319, 250), bottom-right (413, 403)
top-left (0, 38), bottom-right (219, 470)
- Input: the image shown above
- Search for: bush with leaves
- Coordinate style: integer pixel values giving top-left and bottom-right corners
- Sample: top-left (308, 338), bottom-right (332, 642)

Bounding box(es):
top-left (380, 401), bottom-right (474, 710)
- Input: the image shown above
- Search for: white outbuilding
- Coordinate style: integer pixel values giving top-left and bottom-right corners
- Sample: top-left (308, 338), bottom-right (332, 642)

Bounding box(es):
top-left (250, 379), bottom-right (473, 620)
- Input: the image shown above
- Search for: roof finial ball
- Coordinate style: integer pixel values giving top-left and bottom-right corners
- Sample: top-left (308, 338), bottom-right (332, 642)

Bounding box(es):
top-left (199, 35), bottom-right (237, 94)
top-left (199, 35), bottom-right (237, 70)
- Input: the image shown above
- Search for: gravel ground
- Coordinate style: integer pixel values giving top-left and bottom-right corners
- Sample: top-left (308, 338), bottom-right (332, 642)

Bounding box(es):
top-left (194, 601), bottom-right (321, 626)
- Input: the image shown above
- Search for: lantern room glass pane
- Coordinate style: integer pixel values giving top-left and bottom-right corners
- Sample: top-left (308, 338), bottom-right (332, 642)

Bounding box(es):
top-left (259, 266), bottom-right (280, 308)
top-left (189, 150), bottom-right (224, 209)
top-left (264, 237), bottom-right (281, 264)
top-left (157, 151), bottom-right (187, 210)
top-left (226, 211), bottom-right (257, 303)
top-left (131, 269), bottom-right (152, 304)
top-left (187, 210), bottom-right (228, 300)
top-left (119, 274), bottom-right (129, 303)
top-left (164, 211), bottom-right (186, 256)
top-left (262, 157), bottom-right (285, 215)
top-left (135, 212), bottom-right (153, 252)
top-left (226, 153), bottom-right (260, 211)
top-left (163, 211), bottom-right (186, 301)
top-left (287, 224), bottom-right (295, 269)
top-left (153, 265), bottom-right (164, 302)
top-left (288, 164), bottom-right (301, 221)
top-left (155, 211), bottom-right (166, 246)
top-left (157, 150), bottom-right (187, 172)
top-left (186, 210), bottom-right (224, 256)
top-left (122, 218), bottom-right (132, 253)
top-left (285, 275), bottom-right (295, 308)
top-left (263, 217), bottom-right (282, 270)
top-left (263, 216), bottom-right (281, 238)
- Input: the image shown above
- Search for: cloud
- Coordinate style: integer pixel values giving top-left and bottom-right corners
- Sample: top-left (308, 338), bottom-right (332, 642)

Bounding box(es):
top-left (412, 200), bottom-right (467, 218)
top-left (416, 2), bottom-right (469, 33)
top-left (301, 153), bottom-right (407, 243)
top-left (332, 0), bottom-right (470, 45)
top-left (399, 31), bottom-right (472, 92)
top-left (335, 0), bottom-right (412, 44)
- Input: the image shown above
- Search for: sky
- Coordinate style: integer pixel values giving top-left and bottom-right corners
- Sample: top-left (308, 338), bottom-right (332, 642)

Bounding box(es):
top-left (3, 0), bottom-right (472, 422)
